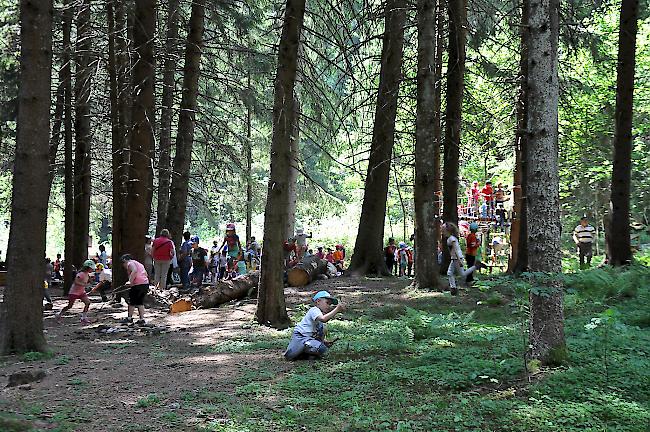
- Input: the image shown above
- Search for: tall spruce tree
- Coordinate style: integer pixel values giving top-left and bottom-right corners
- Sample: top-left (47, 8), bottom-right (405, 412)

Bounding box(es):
top-left (348, 0), bottom-right (407, 276)
top-left (1, 0), bottom-right (53, 354)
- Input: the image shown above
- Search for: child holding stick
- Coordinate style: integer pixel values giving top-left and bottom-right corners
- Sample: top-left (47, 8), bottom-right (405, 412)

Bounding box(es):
top-left (119, 254), bottom-right (150, 325)
top-left (56, 260), bottom-right (95, 323)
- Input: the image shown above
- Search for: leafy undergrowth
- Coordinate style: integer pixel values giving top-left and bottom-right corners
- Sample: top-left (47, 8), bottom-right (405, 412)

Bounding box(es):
top-left (193, 268), bottom-right (650, 432)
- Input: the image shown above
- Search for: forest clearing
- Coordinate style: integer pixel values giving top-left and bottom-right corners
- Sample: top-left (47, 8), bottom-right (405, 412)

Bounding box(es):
top-left (1, 268), bottom-right (649, 431)
top-left (1, 0), bottom-right (650, 430)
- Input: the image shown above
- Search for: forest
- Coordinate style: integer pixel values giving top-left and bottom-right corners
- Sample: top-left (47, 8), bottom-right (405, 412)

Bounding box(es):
top-left (0, 0), bottom-right (649, 430)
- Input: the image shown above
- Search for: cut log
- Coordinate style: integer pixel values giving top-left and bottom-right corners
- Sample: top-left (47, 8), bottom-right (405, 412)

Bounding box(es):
top-left (287, 255), bottom-right (328, 287)
top-left (192, 271), bottom-right (259, 309)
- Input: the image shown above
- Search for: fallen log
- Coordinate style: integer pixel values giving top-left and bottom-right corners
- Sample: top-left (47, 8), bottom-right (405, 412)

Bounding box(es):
top-left (192, 271), bottom-right (259, 309)
top-left (287, 256), bottom-right (328, 287)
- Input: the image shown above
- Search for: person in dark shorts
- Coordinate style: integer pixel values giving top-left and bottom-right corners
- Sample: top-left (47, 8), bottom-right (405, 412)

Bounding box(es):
top-left (119, 254), bottom-right (150, 325)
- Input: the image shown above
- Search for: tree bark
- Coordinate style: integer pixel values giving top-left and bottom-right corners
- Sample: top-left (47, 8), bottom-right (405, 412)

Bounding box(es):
top-left (245, 71), bottom-right (253, 244)
top-left (166, 0), bottom-right (205, 247)
top-left (287, 255), bottom-right (328, 287)
top-left (508, 0), bottom-right (529, 274)
top-left (48, 80), bottom-right (64, 186)
top-left (0, 0), bottom-right (53, 354)
top-left (109, 0), bottom-right (130, 287)
top-left (442, 0), bottom-right (466, 228)
top-left (155, 0), bottom-right (180, 236)
top-left (433, 0), bottom-right (444, 215)
top-left (285, 96), bottom-right (300, 239)
top-left (256, 0), bottom-right (306, 329)
top-left (440, 0), bottom-right (466, 273)
top-left (348, 0), bottom-right (406, 276)
top-left (122, 0), bottom-right (156, 265)
top-left (608, 0), bottom-right (638, 266)
top-left (73, 0), bottom-right (93, 267)
top-left (526, 0), bottom-right (565, 364)
top-left (412, 0), bottom-right (439, 290)
top-left (63, 0), bottom-right (74, 292)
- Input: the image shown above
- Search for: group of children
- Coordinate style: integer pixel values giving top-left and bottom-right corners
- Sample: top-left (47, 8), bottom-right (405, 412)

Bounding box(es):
top-left (463, 180), bottom-right (511, 225)
top-left (282, 229), bottom-right (347, 273)
top-left (382, 221), bottom-right (486, 295)
top-left (384, 238), bottom-right (414, 277)
top-left (54, 254), bottom-right (150, 325)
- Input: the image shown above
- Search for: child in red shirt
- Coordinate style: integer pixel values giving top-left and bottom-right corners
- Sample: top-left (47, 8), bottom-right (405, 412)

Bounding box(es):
top-left (481, 181), bottom-right (495, 217)
top-left (465, 223), bottom-right (481, 284)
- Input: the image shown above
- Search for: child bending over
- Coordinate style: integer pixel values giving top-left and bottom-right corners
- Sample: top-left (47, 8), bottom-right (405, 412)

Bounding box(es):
top-left (284, 291), bottom-right (345, 360)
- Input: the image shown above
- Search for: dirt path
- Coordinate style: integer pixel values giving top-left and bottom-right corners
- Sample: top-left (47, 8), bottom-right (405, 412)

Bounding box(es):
top-left (1, 276), bottom-right (415, 431)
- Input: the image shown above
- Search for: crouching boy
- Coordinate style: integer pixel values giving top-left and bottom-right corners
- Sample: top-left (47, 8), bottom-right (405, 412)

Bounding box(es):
top-left (284, 291), bottom-right (345, 360)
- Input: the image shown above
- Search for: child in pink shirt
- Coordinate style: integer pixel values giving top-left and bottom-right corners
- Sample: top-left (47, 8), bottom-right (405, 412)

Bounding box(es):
top-left (56, 260), bottom-right (95, 324)
top-left (119, 254), bottom-right (150, 325)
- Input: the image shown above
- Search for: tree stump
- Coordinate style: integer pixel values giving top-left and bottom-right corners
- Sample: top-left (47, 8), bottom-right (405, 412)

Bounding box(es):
top-left (287, 255), bottom-right (328, 287)
top-left (192, 271), bottom-right (259, 309)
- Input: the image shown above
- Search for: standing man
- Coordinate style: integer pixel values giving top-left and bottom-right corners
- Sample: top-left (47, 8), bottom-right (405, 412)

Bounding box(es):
top-left (178, 231), bottom-right (193, 289)
top-left (573, 216), bottom-right (596, 269)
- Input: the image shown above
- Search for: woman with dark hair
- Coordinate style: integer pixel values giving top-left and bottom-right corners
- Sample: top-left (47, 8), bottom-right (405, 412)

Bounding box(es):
top-left (119, 254), bottom-right (150, 325)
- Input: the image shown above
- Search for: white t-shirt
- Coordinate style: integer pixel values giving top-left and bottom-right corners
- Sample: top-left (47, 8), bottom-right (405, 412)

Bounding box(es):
top-left (294, 306), bottom-right (323, 335)
top-left (99, 268), bottom-right (112, 283)
top-left (447, 235), bottom-right (464, 261)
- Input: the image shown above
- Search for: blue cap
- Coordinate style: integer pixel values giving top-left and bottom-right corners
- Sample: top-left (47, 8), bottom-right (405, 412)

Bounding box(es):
top-left (469, 222), bottom-right (479, 232)
top-left (191, 235), bottom-right (200, 243)
top-left (312, 290), bottom-right (338, 305)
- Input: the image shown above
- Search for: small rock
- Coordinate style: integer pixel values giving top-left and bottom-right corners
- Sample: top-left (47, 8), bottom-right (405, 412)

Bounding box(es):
top-left (7, 370), bottom-right (46, 387)
top-left (167, 402), bottom-right (180, 409)
top-left (18, 384), bottom-right (32, 390)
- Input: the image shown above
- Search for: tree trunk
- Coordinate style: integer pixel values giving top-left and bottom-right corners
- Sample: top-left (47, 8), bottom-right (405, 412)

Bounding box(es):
top-left (348, 0), bottom-right (406, 276)
top-left (0, 0), bottom-right (53, 354)
top-left (155, 0), bottom-right (180, 236)
top-left (413, 0), bottom-right (439, 291)
top-left (166, 0), bottom-right (206, 246)
top-left (286, 96), bottom-right (300, 240)
top-left (433, 0), bottom-right (444, 215)
top-left (122, 0), bottom-right (156, 265)
top-left (109, 0), bottom-right (130, 287)
top-left (508, 0), bottom-right (529, 274)
top-left (287, 255), bottom-right (328, 287)
top-left (245, 71), bottom-right (253, 244)
top-left (608, 0), bottom-right (638, 266)
top-left (63, 0), bottom-right (74, 293)
top-left (193, 271), bottom-right (259, 309)
top-left (256, 0), bottom-right (306, 329)
top-left (73, 0), bottom-right (92, 267)
top-left (526, 0), bottom-right (565, 364)
top-left (440, 0), bottom-right (466, 273)
top-left (48, 80), bottom-right (64, 185)
top-left (442, 0), bottom-right (465, 228)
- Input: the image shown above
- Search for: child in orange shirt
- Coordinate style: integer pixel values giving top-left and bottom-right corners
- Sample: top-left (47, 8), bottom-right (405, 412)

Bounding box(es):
top-left (332, 245), bottom-right (344, 271)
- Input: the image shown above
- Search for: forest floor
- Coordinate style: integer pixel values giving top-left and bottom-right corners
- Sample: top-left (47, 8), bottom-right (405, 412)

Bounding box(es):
top-left (1, 268), bottom-right (649, 432)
